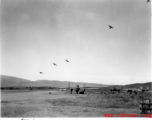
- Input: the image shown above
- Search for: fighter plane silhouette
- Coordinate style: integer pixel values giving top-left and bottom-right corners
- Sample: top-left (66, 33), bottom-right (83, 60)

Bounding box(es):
top-left (65, 59), bottom-right (70, 62)
top-left (53, 63), bottom-right (57, 66)
top-left (108, 25), bottom-right (114, 29)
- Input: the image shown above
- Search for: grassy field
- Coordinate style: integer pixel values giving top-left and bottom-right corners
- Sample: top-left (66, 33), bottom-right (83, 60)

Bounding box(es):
top-left (1, 89), bottom-right (152, 117)
top-left (48, 90), bottom-right (152, 108)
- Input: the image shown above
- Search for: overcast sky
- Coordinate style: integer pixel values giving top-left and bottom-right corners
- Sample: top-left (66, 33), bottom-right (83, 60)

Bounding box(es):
top-left (1, 0), bottom-right (151, 85)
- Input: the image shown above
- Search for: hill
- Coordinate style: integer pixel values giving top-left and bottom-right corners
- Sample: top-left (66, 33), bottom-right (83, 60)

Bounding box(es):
top-left (0, 75), bottom-right (31, 87)
top-left (1, 75), bottom-right (151, 89)
top-left (123, 82), bottom-right (152, 90)
top-left (106, 82), bottom-right (152, 90)
top-left (0, 75), bottom-right (108, 88)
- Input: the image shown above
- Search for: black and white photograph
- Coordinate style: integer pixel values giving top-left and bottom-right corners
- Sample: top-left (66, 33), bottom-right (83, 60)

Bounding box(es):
top-left (1, 0), bottom-right (152, 118)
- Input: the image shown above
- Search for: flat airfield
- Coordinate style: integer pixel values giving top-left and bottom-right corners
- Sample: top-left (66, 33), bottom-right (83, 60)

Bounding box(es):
top-left (1, 89), bottom-right (148, 117)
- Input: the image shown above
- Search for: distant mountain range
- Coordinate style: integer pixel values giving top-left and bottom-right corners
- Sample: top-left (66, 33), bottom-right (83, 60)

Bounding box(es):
top-left (1, 75), bottom-right (151, 89)
top-left (0, 75), bottom-right (109, 88)
top-left (107, 82), bottom-right (152, 91)
top-left (122, 82), bottom-right (152, 90)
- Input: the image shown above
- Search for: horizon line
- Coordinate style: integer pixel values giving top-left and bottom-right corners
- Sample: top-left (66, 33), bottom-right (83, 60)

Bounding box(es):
top-left (1, 74), bottom-right (151, 86)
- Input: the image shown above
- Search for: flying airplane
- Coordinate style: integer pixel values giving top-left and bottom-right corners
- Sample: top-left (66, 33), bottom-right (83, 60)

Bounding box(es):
top-left (108, 25), bottom-right (114, 29)
top-left (53, 63), bottom-right (57, 66)
top-left (65, 59), bottom-right (70, 62)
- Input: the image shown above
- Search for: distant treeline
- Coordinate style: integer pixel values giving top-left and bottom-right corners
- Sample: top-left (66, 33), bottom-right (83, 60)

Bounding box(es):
top-left (0, 86), bottom-right (58, 90)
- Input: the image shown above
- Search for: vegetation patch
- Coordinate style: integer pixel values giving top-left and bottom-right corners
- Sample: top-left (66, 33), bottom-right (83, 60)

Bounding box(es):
top-left (1, 100), bottom-right (9, 103)
top-left (46, 92), bottom-right (152, 108)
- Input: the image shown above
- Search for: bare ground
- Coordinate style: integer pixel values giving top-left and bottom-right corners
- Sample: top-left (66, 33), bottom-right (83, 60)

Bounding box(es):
top-left (1, 90), bottom-right (141, 117)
